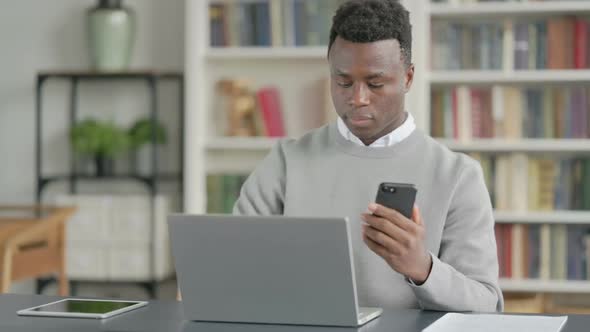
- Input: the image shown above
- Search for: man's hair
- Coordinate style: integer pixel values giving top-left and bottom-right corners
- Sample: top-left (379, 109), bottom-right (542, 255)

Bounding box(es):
top-left (328, 0), bottom-right (412, 67)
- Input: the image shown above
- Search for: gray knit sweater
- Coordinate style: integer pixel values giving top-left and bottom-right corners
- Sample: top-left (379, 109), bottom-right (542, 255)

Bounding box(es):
top-left (234, 122), bottom-right (503, 312)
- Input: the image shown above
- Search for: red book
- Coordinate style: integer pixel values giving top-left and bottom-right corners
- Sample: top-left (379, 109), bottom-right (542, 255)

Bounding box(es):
top-left (256, 87), bottom-right (285, 137)
top-left (574, 19), bottom-right (588, 69)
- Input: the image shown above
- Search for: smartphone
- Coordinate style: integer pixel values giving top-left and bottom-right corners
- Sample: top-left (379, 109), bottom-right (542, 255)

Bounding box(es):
top-left (374, 182), bottom-right (417, 219)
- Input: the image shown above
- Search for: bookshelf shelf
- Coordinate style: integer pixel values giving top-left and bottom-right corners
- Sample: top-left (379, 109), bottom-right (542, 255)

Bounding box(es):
top-left (206, 137), bottom-right (279, 150)
top-left (438, 139), bottom-right (590, 154)
top-left (206, 47), bottom-right (327, 60)
top-left (499, 279), bottom-right (590, 293)
top-left (429, 1), bottom-right (590, 18)
top-left (494, 211), bottom-right (590, 224)
top-left (429, 70), bottom-right (590, 85)
top-left (206, 137), bottom-right (590, 154)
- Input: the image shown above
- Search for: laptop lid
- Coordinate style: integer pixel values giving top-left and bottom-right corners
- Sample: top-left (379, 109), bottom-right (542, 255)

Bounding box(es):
top-left (168, 214), bottom-right (361, 326)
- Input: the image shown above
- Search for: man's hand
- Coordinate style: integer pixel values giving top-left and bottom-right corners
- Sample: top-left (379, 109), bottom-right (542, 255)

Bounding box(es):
top-left (361, 203), bottom-right (432, 284)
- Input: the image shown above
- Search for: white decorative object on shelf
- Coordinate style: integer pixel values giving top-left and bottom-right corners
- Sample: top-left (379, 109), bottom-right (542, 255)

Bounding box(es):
top-left (56, 194), bottom-right (173, 281)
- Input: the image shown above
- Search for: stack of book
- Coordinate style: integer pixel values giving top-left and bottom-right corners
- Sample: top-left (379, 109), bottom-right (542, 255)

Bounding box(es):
top-left (495, 223), bottom-right (590, 281)
top-left (206, 174), bottom-right (249, 213)
top-left (470, 154), bottom-right (590, 211)
top-left (209, 0), bottom-right (346, 47)
top-left (431, 17), bottom-right (589, 70)
top-left (431, 86), bottom-right (590, 140)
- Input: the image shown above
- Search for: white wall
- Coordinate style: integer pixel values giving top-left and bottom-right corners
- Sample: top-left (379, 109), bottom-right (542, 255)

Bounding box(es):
top-left (0, 0), bottom-right (185, 204)
top-left (0, 0), bottom-right (184, 294)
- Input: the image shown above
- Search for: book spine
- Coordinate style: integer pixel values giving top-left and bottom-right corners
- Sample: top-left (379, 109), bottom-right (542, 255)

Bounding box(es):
top-left (574, 19), bottom-right (588, 69)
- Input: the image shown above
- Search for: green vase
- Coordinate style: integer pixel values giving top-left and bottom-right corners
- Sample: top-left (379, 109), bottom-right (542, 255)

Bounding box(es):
top-left (87, 0), bottom-right (135, 71)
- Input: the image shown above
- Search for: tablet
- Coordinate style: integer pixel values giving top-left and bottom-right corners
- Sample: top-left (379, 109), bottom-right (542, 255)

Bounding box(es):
top-left (17, 298), bottom-right (148, 319)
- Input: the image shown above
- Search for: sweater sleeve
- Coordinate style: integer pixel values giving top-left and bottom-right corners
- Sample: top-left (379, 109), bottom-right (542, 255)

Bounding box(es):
top-left (409, 160), bottom-right (504, 312)
top-left (233, 141), bottom-right (287, 215)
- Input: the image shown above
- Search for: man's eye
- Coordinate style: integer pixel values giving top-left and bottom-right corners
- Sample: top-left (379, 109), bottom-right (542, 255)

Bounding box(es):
top-left (337, 81), bottom-right (353, 88)
top-left (368, 83), bottom-right (384, 88)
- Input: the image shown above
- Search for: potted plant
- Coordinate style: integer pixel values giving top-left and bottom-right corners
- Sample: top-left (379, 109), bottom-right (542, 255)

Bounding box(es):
top-left (128, 118), bottom-right (167, 175)
top-left (70, 119), bottom-right (129, 176)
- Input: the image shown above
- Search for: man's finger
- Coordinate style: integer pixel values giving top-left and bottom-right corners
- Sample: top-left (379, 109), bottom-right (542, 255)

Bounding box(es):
top-left (362, 224), bottom-right (403, 255)
top-left (412, 205), bottom-right (423, 226)
top-left (362, 213), bottom-right (408, 241)
top-left (362, 232), bottom-right (390, 259)
top-left (368, 203), bottom-right (416, 232)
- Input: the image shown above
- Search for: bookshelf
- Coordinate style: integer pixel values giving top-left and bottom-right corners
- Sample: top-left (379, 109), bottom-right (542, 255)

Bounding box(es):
top-left (185, 0), bottom-right (590, 305)
top-left (186, 0), bottom-right (428, 213)
top-left (427, 0), bottom-right (590, 309)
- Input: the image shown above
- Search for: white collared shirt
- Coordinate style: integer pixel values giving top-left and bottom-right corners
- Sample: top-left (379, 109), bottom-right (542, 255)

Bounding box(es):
top-left (336, 112), bottom-right (416, 147)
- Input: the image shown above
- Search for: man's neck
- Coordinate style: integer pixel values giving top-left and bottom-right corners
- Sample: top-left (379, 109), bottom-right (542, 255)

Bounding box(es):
top-left (337, 112), bottom-right (416, 148)
top-left (360, 112), bottom-right (409, 146)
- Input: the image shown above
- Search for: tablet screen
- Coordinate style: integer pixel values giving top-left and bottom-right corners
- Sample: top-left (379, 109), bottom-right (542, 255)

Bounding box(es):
top-left (30, 299), bottom-right (140, 314)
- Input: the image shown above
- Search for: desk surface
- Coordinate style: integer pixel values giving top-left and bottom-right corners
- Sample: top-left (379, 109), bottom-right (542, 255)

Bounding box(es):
top-left (1, 294), bottom-right (588, 332)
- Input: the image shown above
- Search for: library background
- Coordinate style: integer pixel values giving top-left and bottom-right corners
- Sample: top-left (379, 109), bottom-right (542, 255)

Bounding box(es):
top-left (3, 0), bottom-right (589, 315)
top-left (184, 0), bottom-right (590, 314)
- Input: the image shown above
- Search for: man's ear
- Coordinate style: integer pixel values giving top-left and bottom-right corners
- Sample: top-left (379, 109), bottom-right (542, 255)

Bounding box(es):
top-left (404, 64), bottom-right (415, 93)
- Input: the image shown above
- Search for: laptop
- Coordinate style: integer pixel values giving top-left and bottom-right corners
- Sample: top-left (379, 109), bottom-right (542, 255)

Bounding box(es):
top-left (168, 214), bottom-right (382, 327)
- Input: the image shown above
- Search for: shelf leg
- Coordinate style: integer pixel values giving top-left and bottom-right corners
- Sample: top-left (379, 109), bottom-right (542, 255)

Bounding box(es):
top-left (69, 78), bottom-right (79, 194)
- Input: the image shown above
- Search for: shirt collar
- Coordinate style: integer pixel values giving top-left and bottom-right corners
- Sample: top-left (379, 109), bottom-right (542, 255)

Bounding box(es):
top-left (336, 112), bottom-right (416, 147)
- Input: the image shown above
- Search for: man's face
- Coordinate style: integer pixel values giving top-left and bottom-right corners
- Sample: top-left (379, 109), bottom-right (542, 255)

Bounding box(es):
top-left (328, 37), bottom-right (414, 146)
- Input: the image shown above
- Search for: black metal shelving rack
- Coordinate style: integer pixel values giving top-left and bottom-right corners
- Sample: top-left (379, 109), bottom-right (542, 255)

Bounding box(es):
top-left (35, 70), bottom-right (184, 298)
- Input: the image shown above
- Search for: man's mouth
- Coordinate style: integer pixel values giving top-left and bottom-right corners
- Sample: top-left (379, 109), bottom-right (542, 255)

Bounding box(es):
top-left (347, 114), bottom-right (374, 127)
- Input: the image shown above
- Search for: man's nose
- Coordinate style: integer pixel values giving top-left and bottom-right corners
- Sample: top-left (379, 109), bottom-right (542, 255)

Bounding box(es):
top-left (350, 83), bottom-right (370, 107)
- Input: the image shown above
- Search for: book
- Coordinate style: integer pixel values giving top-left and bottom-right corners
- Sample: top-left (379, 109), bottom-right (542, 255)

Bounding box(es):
top-left (514, 22), bottom-right (529, 70)
top-left (574, 18), bottom-right (588, 69)
top-left (256, 87), bottom-right (286, 137)
top-left (429, 17), bottom-right (587, 70)
top-left (206, 174), bottom-right (248, 214)
top-left (431, 86), bottom-right (589, 139)
top-left (422, 313), bottom-right (568, 332)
